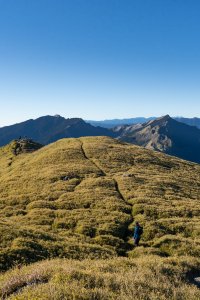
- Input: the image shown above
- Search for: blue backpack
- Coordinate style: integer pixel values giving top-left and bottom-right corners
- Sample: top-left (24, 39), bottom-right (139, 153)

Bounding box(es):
top-left (138, 226), bottom-right (143, 236)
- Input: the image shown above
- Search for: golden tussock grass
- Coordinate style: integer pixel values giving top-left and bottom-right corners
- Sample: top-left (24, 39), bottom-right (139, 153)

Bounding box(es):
top-left (0, 136), bottom-right (200, 298)
top-left (1, 256), bottom-right (200, 300)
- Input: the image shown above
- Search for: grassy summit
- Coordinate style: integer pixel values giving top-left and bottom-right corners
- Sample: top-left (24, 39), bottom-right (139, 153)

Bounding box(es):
top-left (0, 136), bottom-right (200, 299)
top-left (0, 136), bottom-right (200, 266)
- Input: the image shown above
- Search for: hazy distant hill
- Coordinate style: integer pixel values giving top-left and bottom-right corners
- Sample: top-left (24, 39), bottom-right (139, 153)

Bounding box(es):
top-left (0, 115), bottom-right (115, 146)
top-left (114, 115), bottom-right (200, 164)
top-left (86, 117), bottom-right (155, 128)
top-left (87, 117), bottom-right (200, 129)
top-left (175, 117), bottom-right (200, 129)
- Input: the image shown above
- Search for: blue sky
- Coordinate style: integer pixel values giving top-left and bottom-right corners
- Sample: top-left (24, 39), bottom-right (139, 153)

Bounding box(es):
top-left (0, 0), bottom-right (200, 126)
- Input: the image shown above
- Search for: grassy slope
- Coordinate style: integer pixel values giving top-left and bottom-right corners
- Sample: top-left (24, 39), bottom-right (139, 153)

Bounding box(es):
top-left (0, 136), bottom-right (200, 298)
top-left (1, 257), bottom-right (200, 300)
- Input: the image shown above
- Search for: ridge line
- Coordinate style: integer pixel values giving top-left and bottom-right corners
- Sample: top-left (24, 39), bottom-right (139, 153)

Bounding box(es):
top-left (79, 140), bottom-right (106, 176)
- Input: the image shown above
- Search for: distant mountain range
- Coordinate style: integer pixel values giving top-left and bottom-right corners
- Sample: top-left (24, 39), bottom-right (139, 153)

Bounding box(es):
top-left (0, 115), bottom-right (116, 146)
top-left (175, 117), bottom-right (200, 129)
top-left (114, 115), bottom-right (200, 164)
top-left (0, 114), bottom-right (200, 164)
top-left (87, 117), bottom-right (200, 129)
top-left (86, 117), bottom-right (156, 128)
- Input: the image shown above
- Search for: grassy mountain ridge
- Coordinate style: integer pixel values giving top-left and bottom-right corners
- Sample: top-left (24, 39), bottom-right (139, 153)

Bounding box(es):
top-left (0, 136), bottom-right (200, 270)
top-left (0, 137), bottom-right (133, 270)
top-left (0, 136), bottom-right (200, 298)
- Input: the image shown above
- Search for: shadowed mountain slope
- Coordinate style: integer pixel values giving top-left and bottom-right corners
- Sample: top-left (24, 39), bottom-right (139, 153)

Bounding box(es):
top-left (0, 115), bottom-right (115, 146)
top-left (115, 115), bottom-right (200, 163)
top-left (0, 136), bottom-right (200, 272)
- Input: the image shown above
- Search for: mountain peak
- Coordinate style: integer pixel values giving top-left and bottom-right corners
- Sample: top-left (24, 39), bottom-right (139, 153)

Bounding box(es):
top-left (146, 115), bottom-right (172, 127)
top-left (0, 115), bottom-right (115, 146)
top-left (159, 114), bottom-right (171, 121)
top-left (116, 115), bottom-right (200, 163)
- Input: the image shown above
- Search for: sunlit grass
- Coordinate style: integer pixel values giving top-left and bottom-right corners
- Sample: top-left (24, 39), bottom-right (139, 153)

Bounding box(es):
top-left (1, 256), bottom-right (200, 300)
top-left (0, 136), bottom-right (200, 298)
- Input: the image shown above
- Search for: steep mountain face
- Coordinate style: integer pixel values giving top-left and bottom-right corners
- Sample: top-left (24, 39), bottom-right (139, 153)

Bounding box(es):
top-left (115, 115), bottom-right (200, 163)
top-left (0, 115), bottom-right (116, 146)
top-left (0, 136), bottom-right (200, 272)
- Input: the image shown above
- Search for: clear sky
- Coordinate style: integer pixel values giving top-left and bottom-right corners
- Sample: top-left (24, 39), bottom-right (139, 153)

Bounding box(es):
top-left (0, 0), bottom-right (200, 126)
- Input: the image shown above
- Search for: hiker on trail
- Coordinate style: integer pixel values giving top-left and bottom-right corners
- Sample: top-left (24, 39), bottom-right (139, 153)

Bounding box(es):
top-left (133, 222), bottom-right (143, 246)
